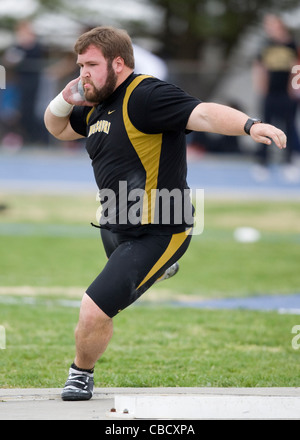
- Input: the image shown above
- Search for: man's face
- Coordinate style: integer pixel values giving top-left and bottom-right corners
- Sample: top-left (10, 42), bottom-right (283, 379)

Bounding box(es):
top-left (77, 45), bottom-right (118, 103)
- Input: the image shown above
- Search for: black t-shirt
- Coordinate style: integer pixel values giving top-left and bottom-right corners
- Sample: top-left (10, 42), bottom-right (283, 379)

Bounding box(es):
top-left (258, 39), bottom-right (298, 94)
top-left (70, 73), bottom-right (201, 235)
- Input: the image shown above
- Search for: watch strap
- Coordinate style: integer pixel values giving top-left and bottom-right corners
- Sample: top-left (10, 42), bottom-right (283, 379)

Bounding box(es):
top-left (244, 118), bottom-right (262, 135)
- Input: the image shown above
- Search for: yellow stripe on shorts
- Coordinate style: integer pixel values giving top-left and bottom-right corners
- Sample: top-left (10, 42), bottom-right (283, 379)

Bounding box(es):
top-left (137, 228), bottom-right (192, 289)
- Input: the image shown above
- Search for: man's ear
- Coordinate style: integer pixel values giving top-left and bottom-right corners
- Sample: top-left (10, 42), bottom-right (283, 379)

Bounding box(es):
top-left (113, 56), bottom-right (125, 73)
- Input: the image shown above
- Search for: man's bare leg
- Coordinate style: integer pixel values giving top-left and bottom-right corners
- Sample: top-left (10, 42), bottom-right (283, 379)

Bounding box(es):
top-left (61, 293), bottom-right (113, 401)
top-left (74, 293), bottom-right (113, 370)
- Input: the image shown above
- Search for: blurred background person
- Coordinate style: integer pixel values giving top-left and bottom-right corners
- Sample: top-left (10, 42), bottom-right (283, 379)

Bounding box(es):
top-left (252, 14), bottom-right (300, 181)
top-left (2, 20), bottom-right (46, 146)
top-left (0, 66), bottom-right (23, 150)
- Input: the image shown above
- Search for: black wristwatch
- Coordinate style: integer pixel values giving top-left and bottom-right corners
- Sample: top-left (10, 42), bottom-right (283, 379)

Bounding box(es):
top-left (244, 118), bottom-right (262, 135)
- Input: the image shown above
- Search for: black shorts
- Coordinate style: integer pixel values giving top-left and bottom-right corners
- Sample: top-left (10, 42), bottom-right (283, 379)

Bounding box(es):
top-left (86, 228), bottom-right (192, 318)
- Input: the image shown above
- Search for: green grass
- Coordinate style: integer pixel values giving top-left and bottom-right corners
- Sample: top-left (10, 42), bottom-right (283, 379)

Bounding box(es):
top-left (0, 194), bottom-right (300, 297)
top-left (0, 235), bottom-right (102, 287)
top-left (0, 194), bottom-right (300, 388)
top-left (0, 232), bottom-right (299, 297)
top-left (1, 300), bottom-right (299, 388)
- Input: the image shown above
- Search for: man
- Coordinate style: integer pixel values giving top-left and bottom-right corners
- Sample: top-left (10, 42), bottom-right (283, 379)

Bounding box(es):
top-left (253, 14), bottom-right (298, 179)
top-left (44, 26), bottom-right (286, 401)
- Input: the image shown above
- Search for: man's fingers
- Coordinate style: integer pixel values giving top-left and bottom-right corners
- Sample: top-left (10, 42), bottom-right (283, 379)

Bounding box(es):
top-left (62, 77), bottom-right (94, 107)
top-left (268, 131), bottom-right (287, 149)
top-left (251, 124), bottom-right (287, 150)
top-left (258, 136), bottom-right (272, 146)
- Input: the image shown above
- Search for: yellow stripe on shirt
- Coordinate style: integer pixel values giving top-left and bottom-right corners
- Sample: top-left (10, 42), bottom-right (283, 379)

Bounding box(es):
top-left (122, 75), bottom-right (163, 224)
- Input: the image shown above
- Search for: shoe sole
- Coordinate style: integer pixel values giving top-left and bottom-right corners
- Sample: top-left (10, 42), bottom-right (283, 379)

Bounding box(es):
top-left (156, 262), bottom-right (179, 283)
top-left (61, 391), bottom-right (93, 401)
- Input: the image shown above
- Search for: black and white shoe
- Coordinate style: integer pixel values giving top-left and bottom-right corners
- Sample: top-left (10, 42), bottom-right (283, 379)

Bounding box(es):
top-left (61, 366), bottom-right (94, 401)
top-left (155, 262), bottom-right (179, 283)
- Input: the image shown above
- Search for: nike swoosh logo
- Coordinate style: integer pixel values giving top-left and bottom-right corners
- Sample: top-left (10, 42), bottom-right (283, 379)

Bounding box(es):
top-left (108, 110), bottom-right (116, 115)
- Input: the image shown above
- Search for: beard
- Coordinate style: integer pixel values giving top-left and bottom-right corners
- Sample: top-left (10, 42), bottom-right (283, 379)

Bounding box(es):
top-left (83, 62), bottom-right (117, 104)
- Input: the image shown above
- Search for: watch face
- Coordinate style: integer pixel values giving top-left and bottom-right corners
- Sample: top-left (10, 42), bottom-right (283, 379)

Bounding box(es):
top-left (244, 118), bottom-right (262, 135)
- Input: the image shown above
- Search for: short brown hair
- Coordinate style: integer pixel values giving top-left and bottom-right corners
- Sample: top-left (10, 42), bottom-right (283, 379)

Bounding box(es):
top-left (74, 26), bottom-right (135, 69)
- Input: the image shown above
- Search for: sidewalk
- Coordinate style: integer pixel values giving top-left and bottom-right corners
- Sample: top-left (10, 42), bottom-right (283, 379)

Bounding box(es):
top-left (1, 387), bottom-right (299, 420)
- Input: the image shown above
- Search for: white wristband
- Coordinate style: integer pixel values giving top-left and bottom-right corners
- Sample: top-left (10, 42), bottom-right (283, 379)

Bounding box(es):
top-left (49, 91), bottom-right (74, 117)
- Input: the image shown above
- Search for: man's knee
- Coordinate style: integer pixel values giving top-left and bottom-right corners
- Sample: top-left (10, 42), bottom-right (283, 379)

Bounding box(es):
top-left (77, 293), bottom-right (112, 333)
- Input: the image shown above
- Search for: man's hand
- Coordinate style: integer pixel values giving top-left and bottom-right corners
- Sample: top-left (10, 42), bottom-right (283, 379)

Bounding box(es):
top-left (62, 77), bottom-right (94, 107)
top-left (250, 123), bottom-right (287, 150)
top-left (44, 76), bottom-right (93, 141)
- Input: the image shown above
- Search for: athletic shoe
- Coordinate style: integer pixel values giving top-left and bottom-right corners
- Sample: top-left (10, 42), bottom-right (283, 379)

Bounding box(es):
top-left (61, 367), bottom-right (94, 401)
top-left (155, 262), bottom-right (179, 283)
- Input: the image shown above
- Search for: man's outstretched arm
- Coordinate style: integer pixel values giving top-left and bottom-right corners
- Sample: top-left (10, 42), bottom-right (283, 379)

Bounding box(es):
top-left (187, 102), bottom-right (287, 150)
